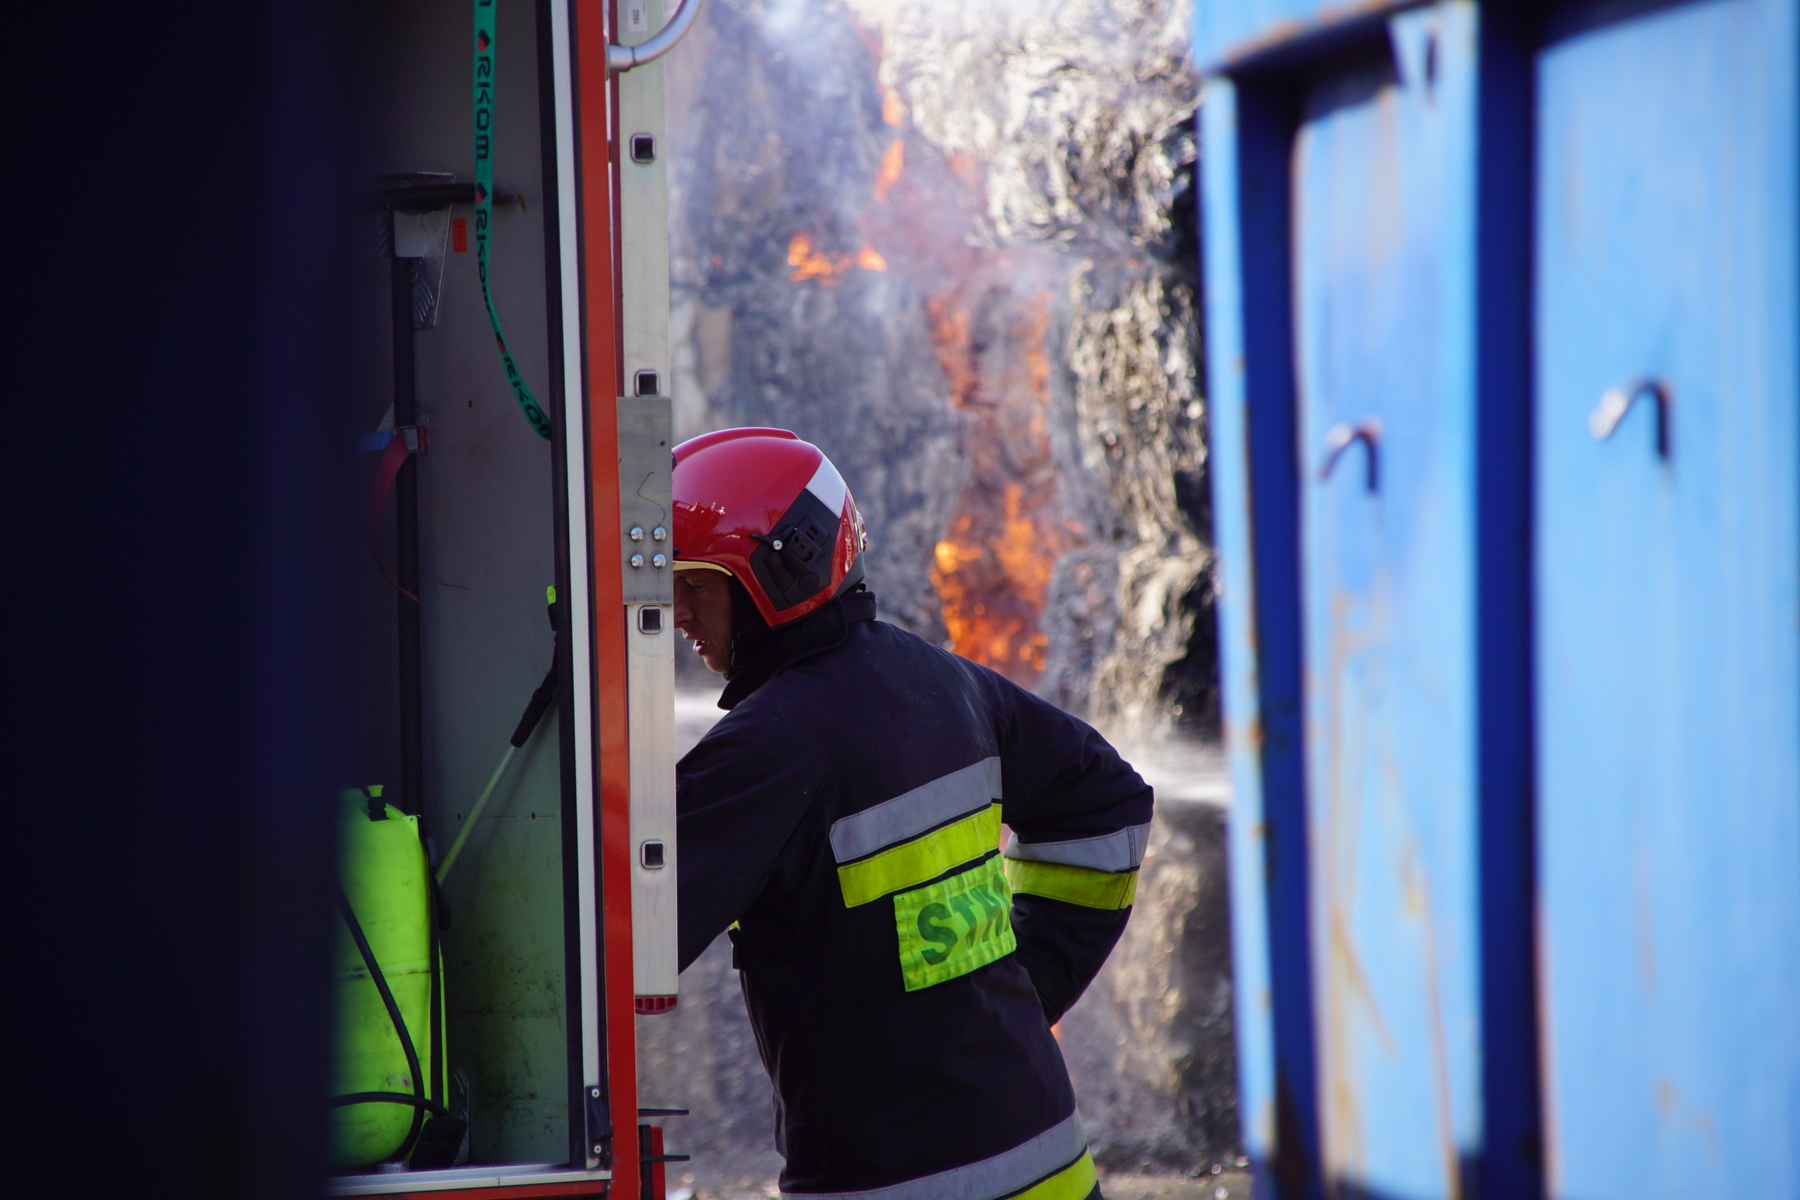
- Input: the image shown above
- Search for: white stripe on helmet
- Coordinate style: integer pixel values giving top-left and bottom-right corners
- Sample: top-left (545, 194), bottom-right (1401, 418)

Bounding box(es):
top-left (803, 454), bottom-right (849, 516)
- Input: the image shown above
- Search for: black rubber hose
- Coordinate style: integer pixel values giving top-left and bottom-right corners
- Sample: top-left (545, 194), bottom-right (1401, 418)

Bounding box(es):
top-left (330, 1091), bottom-right (447, 1115)
top-left (336, 886), bottom-right (430, 1161)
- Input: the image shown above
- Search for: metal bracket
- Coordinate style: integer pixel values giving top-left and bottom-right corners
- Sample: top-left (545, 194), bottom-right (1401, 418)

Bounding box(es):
top-left (617, 398), bottom-right (673, 605)
top-left (585, 1084), bottom-right (613, 1163)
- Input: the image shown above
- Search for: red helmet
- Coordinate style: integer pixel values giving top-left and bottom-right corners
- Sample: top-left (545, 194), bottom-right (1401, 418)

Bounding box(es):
top-left (671, 428), bottom-right (868, 626)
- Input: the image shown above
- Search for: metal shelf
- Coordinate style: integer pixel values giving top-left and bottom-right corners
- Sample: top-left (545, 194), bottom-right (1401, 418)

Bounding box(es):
top-left (329, 1164), bottom-right (612, 1196)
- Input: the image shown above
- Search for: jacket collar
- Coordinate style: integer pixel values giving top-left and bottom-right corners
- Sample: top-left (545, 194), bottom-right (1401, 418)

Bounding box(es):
top-left (718, 587), bottom-right (878, 710)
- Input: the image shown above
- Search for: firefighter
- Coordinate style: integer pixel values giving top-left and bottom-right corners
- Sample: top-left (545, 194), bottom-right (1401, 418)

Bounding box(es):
top-left (673, 428), bottom-right (1152, 1200)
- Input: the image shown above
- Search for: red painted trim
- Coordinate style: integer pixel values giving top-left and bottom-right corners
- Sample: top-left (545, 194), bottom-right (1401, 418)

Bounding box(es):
top-left (574, 0), bottom-right (637, 1194)
top-left (380, 1182), bottom-right (607, 1200)
top-left (645, 1125), bottom-right (667, 1200)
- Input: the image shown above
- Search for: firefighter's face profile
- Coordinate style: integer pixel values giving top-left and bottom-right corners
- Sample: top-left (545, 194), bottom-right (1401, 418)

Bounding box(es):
top-left (674, 569), bottom-right (734, 674)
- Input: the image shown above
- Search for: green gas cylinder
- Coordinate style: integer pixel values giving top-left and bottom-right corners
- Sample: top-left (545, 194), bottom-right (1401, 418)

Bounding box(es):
top-left (332, 786), bottom-right (446, 1169)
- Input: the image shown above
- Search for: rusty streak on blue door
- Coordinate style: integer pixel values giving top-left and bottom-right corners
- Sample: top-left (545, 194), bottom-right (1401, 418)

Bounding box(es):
top-left (1291, 8), bottom-right (1482, 1196)
top-left (1533, 1), bottom-right (1800, 1196)
top-left (1204, 4), bottom-right (1545, 1196)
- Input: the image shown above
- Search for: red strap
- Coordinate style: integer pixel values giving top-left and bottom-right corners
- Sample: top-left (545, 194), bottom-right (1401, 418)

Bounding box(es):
top-left (367, 432), bottom-right (420, 603)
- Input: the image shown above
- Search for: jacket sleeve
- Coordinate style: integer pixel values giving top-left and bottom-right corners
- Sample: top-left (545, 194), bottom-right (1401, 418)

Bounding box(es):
top-left (988, 674), bottom-right (1154, 1024)
top-left (674, 702), bottom-right (824, 972)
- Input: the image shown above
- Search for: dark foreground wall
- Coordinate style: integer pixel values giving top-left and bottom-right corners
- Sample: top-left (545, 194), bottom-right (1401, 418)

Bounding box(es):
top-left (19, 4), bottom-right (355, 1194)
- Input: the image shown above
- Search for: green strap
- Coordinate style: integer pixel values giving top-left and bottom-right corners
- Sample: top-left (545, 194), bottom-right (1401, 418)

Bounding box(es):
top-left (474, 0), bottom-right (553, 440)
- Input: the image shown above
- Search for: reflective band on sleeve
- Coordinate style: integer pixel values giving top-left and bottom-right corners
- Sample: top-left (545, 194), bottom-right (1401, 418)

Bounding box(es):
top-left (1004, 1151), bottom-right (1098, 1200)
top-left (830, 757), bottom-right (1002, 863)
top-left (837, 804), bottom-right (1000, 908)
top-left (1004, 859), bottom-right (1138, 910)
top-left (893, 857), bottom-right (1016, 992)
top-left (779, 1111), bottom-right (1087, 1200)
top-left (1003, 823), bottom-right (1151, 873)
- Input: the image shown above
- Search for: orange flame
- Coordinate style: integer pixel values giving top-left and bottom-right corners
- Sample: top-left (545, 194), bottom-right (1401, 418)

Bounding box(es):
top-left (930, 482), bottom-right (1065, 682)
top-left (795, 48), bottom-right (1075, 688)
top-left (788, 233), bottom-right (888, 284)
top-left (925, 291), bottom-right (1072, 687)
top-left (925, 296), bottom-right (976, 406)
top-left (881, 87), bottom-right (907, 127)
top-left (875, 138), bottom-right (905, 203)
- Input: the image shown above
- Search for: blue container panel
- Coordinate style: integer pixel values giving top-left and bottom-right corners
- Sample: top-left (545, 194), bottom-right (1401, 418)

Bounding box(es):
top-left (1193, 0), bottom-right (1357, 68)
top-left (1202, 78), bottom-right (1278, 1166)
top-left (1206, 73), bottom-right (1325, 1195)
top-left (1192, 1), bottom-right (1442, 72)
top-left (1534, 1), bottom-right (1800, 1196)
top-left (1291, 9), bottom-right (1482, 1196)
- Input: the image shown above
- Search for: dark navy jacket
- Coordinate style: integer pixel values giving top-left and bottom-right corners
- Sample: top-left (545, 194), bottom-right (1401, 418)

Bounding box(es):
top-left (677, 590), bottom-right (1152, 1199)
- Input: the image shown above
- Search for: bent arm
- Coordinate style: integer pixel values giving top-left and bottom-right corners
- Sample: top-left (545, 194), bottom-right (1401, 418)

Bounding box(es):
top-left (675, 706), bottom-right (822, 971)
top-left (988, 680), bottom-right (1153, 1024)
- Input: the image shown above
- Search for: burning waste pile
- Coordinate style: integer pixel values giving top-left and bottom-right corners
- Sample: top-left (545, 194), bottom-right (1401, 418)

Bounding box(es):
top-left (650, 0), bottom-right (1237, 1186)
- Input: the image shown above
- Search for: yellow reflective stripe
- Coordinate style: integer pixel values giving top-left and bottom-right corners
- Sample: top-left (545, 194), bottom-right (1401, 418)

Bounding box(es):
top-left (1004, 859), bottom-right (1137, 910)
top-left (1005, 1151), bottom-right (1097, 1200)
top-left (837, 803), bottom-right (1000, 908)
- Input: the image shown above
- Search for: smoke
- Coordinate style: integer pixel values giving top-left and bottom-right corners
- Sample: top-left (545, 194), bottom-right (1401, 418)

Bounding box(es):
top-left (664, 0), bottom-right (1213, 735)
top-left (652, 3), bottom-right (1240, 1179)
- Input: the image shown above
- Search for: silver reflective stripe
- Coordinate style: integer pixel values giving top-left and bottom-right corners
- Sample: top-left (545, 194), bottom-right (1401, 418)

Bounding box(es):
top-left (781, 1110), bottom-right (1086, 1200)
top-left (1003, 823), bottom-right (1151, 873)
top-left (829, 757), bottom-right (1002, 864)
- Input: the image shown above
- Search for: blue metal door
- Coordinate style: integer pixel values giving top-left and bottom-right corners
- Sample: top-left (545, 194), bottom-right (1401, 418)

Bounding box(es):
top-left (1534, 2), bottom-right (1800, 1195)
top-left (1291, 9), bottom-right (1483, 1195)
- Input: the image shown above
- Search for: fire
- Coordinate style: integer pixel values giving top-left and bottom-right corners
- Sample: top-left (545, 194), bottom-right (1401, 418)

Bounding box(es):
top-left (773, 37), bottom-right (1076, 688)
top-left (924, 296), bottom-right (976, 405)
top-left (786, 109), bottom-right (904, 287)
top-left (930, 480), bottom-right (1068, 682)
top-left (991, 484), bottom-right (1055, 598)
top-left (881, 86), bottom-right (907, 127)
top-left (925, 289), bottom-right (1074, 687)
top-left (875, 138), bottom-right (905, 203)
top-left (787, 232), bottom-right (888, 284)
